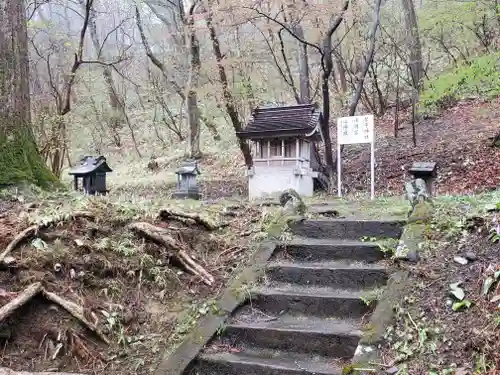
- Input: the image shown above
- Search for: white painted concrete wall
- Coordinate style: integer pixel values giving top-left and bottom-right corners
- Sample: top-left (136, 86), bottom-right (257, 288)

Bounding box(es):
top-left (248, 165), bottom-right (316, 200)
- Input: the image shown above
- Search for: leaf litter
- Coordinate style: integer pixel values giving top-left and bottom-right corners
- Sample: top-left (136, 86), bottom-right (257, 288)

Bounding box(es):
top-left (381, 218), bottom-right (500, 375)
top-left (0, 192), bottom-right (271, 374)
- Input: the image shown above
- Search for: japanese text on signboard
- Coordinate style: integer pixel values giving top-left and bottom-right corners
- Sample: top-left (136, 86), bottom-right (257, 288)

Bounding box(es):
top-left (337, 115), bottom-right (374, 145)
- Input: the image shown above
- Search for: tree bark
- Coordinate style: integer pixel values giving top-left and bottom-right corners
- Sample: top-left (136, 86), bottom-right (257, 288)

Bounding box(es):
top-left (401, 0), bottom-right (423, 88)
top-left (0, 0), bottom-right (57, 187)
top-left (335, 44), bottom-right (348, 95)
top-left (320, 0), bottom-right (350, 176)
top-left (186, 25), bottom-right (202, 159)
top-left (293, 24), bottom-right (311, 103)
top-left (204, 3), bottom-right (253, 167)
top-left (401, 0), bottom-right (422, 147)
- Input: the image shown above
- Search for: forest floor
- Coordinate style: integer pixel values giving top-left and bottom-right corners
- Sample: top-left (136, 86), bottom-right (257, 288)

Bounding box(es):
top-left (379, 196), bottom-right (500, 375)
top-left (0, 190), bottom-right (277, 375)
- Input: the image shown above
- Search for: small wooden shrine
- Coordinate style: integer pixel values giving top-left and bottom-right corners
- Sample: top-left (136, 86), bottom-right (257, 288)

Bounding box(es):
top-left (68, 156), bottom-right (112, 195)
top-left (236, 103), bottom-right (323, 200)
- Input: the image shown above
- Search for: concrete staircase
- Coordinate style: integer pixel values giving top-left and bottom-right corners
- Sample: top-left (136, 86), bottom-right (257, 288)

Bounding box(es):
top-left (185, 218), bottom-right (403, 375)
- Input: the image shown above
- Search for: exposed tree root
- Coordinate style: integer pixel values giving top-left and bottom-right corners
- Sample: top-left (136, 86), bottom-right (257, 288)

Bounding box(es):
top-left (128, 221), bottom-right (215, 286)
top-left (0, 282), bottom-right (109, 345)
top-left (41, 290), bottom-right (110, 345)
top-left (158, 209), bottom-right (226, 231)
top-left (0, 211), bottom-right (95, 264)
top-left (0, 283), bottom-right (42, 323)
top-left (0, 368), bottom-right (85, 375)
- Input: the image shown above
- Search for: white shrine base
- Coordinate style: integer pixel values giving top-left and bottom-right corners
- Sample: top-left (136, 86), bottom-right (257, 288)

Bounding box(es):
top-left (247, 166), bottom-right (316, 200)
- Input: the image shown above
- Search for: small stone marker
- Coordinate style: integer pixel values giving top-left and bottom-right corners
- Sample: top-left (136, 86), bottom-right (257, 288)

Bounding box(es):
top-left (408, 161), bottom-right (437, 196)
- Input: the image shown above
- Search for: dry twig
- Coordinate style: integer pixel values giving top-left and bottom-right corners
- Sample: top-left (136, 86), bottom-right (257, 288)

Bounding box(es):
top-left (128, 221), bottom-right (215, 286)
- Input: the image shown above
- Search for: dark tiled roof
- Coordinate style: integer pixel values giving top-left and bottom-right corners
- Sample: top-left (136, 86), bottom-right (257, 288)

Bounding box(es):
top-left (237, 103), bottom-right (321, 139)
top-left (175, 162), bottom-right (201, 175)
top-left (68, 156), bottom-right (113, 176)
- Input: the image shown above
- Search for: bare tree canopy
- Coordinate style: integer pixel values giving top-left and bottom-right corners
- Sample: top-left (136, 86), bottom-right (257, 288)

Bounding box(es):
top-left (0, 0), bottom-right (497, 189)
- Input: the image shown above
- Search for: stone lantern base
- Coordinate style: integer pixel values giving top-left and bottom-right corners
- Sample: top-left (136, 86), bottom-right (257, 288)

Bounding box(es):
top-left (172, 188), bottom-right (202, 200)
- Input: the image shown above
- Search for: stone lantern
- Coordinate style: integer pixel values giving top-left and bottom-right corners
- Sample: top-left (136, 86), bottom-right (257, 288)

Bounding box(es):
top-left (408, 162), bottom-right (437, 197)
top-left (172, 161), bottom-right (201, 200)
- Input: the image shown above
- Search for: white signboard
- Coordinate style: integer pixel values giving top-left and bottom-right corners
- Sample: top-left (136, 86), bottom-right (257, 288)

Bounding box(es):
top-left (337, 115), bottom-right (374, 144)
top-left (337, 115), bottom-right (375, 199)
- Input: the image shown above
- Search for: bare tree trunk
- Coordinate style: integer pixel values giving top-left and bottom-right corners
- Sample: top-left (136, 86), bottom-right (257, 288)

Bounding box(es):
top-left (205, 3), bottom-right (253, 167)
top-left (401, 0), bottom-right (422, 146)
top-left (335, 45), bottom-right (348, 94)
top-left (401, 0), bottom-right (423, 88)
top-left (294, 24), bottom-right (311, 103)
top-left (285, 1), bottom-right (310, 103)
top-left (0, 0), bottom-right (57, 187)
top-left (88, 9), bottom-right (123, 143)
top-left (137, 3), bottom-right (210, 156)
top-left (186, 26), bottom-right (202, 159)
top-left (319, 0), bottom-right (350, 177)
top-left (394, 66), bottom-right (400, 138)
top-left (88, 6), bottom-right (142, 157)
top-left (201, 116), bottom-right (221, 141)
top-left (411, 93), bottom-right (417, 146)
top-left (347, 0), bottom-right (383, 116)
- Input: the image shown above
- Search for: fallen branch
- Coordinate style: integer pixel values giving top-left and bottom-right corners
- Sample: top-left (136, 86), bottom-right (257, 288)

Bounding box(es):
top-left (0, 211), bottom-right (94, 263)
top-left (0, 283), bottom-right (42, 323)
top-left (41, 290), bottom-right (110, 345)
top-left (128, 222), bottom-right (215, 286)
top-left (159, 209), bottom-right (226, 231)
top-left (0, 368), bottom-right (85, 375)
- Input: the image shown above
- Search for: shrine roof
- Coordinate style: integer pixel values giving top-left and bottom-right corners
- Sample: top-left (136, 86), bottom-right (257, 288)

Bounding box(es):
top-left (237, 103), bottom-right (322, 139)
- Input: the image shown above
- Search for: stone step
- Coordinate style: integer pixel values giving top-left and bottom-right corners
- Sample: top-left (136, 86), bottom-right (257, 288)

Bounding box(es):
top-left (191, 351), bottom-right (343, 375)
top-left (288, 219), bottom-right (404, 240)
top-left (249, 283), bottom-right (374, 318)
top-left (266, 260), bottom-right (388, 289)
top-left (273, 238), bottom-right (387, 263)
top-left (222, 314), bottom-right (362, 358)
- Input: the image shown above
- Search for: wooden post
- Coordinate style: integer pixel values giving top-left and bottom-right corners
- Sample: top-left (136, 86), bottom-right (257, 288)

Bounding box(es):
top-left (267, 141), bottom-right (271, 166)
top-left (296, 139), bottom-right (300, 166)
top-left (281, 139), bottom-right (285, 165)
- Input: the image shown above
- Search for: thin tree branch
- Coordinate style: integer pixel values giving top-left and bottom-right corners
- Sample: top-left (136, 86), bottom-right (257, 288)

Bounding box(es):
top-left (96, 16), bottom-right (132, 59)
top-left (135, 5), bottom-right (186, 100)
top-left (243, 6), bottom-right (323, 55)
top-left (60, 0), bottom-right (94, 115)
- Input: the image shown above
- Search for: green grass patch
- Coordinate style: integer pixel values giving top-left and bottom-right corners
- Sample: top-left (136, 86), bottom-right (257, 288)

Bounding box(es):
top-left (421, 52), bottom-right (500, 113)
